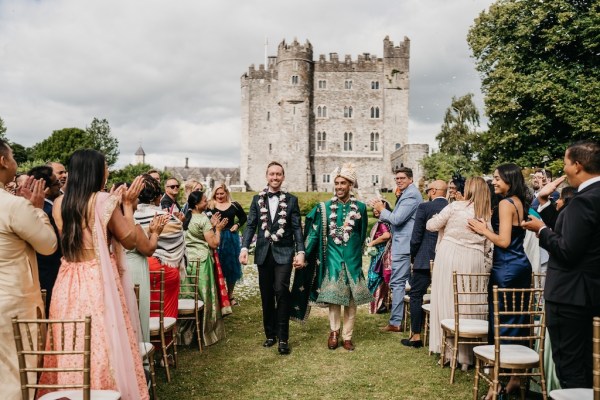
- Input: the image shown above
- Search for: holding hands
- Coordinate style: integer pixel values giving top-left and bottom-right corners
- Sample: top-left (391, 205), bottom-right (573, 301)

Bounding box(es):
top-left (292, 252), bottom-right (306, 269)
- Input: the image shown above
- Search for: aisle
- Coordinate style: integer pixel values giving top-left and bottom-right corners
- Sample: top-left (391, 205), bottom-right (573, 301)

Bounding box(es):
top-left (155, 263), bottom-right (476, 400)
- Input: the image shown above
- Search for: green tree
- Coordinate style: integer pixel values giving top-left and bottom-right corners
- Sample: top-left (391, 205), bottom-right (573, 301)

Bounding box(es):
top-left (0, 117), bottom-right (6, 140)
top-left (436, 93), bottom-right (481, 161)
top-left (11, 143), bottom-right (32, 164)
top-left (420, 152), bottom-right (481, 182)
top-left (31, 127), bottom-right (91, 165)
top-left (108, 163), bottom-right (162, 187)
top-left (86, 118), bottom-right (119, 166)
top-left (468, 0), bottom-right (600, 172)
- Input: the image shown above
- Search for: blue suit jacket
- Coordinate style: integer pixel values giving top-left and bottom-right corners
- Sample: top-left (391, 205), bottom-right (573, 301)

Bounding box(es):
top-left (410, 197), bottom-right (448, 270)
top-left (379, 183), bottom-right (422, 256)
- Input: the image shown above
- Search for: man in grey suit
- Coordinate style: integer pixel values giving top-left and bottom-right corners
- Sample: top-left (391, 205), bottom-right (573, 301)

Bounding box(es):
top-left (370, 167), bottom-right (422, 332)
top-left (240, 161), bottom-right (305, 355)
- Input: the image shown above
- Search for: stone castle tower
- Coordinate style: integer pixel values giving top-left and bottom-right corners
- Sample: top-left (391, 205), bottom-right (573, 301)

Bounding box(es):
top-left (241, 36), bottom-right (410, 192)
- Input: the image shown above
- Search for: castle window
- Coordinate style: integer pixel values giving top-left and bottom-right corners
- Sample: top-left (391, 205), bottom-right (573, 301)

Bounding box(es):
top-left (371, 81), bottom-right (379, 90)
top-left (323, 174), bottom-right (331, 183)
top-left (343, 132), bottom-right (353, 151)
top-left (344, 106), bottom-right (353, 118)
top-left (293, 61), bottom-right (299, 71)
top-left (344, 80), bottom-right (353, 90)
top-left (318, 80), bottom-right (327, 89)
top-left (370, 132), bottom-right (379, 151)
top-left (371, 175), bottom-right (379, 184)
top-left (317, 106), bottom-right (327, 118)
top-left (370, 106), bottom-right (380, 119)
top-left (268, 85), bottom-right (271, 93)
top-left (291, 75), bottom-right (299, 85)
top-left (269, 143), bottom-right (272, 153)
top-left (267, 111), bottom-right (270, 121)
top-left (317, 131), bottom-right (326, 151)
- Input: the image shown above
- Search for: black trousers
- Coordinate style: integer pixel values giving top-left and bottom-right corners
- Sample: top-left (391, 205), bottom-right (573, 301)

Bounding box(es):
top-left (546, 300), bottom-right (597, 388)
top-left (258, 249), bottom-right (293, 341)
top-left (409, 269), bottom-right (431, 335)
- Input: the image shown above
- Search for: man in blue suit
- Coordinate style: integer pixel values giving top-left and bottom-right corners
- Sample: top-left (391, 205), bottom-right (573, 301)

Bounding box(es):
top-left (370, 167), bottom-right (422, 332)
top-left (402, 180), bottom-right (448, 347)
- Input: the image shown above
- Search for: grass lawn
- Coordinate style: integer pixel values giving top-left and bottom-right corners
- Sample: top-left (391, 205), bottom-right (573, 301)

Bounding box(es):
top-left (154, 266), bottom-right (478, 400)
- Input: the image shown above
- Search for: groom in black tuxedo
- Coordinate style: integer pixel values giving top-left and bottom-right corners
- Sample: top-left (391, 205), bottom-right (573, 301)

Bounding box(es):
top-left (523, 140), bottom-right (600, 389)
top-left (240, 161), bottom-right (305, 355)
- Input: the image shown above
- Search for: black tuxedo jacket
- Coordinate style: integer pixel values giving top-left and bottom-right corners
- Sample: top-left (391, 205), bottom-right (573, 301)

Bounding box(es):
top-left (410, 197), bottom-right (448, 270)
top-left (241, 192), bottom-right (304, 265)
top-left (539, 180), bottom-right (600, 306)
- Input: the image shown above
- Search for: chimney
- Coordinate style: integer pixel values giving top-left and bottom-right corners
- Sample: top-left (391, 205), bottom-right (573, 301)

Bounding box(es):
top-left (185, 157), bottom-right (189, 169)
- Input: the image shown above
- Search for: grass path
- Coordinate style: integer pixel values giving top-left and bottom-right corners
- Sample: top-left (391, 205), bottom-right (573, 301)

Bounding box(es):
top-left (155, 266), bottom-right (478, 400)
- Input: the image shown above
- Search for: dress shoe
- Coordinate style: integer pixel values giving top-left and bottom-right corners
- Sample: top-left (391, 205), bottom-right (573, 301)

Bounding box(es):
top-left (380, 324), bottom-right (403, 333)
top-left (401, 338), bottom-right (423, 348)
top-left (278, 341), bottom-right (290, 355)
top-left (328, 330), bottom-right (339, 350)
top-left (342, 340), bottom-right (355, 351)
top-left (263, 338), bottom-right (277, 347)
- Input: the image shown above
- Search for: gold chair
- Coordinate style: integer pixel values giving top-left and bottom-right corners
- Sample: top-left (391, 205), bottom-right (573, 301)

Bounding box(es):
top-left (422, 260), bottom-right (434, 350)
top-left (473, 286), bottom-right (547, 400)
top-left (549, 316), bottom-right (600, 400)
top-left (149, 269), bottom-right (178, 383)
top-left (441, 271), bottom-right (490, 384)
top-left (41, 289), bottom-right (47, 313)
top-left (135, 284), bottom-right (157, 400)
top-left (11, 315), bottom-right (121, 400)
top-left (178, 260), bottom-right (205, 352)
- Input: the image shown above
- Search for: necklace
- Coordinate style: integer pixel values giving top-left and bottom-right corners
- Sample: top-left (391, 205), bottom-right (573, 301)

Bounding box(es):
top-left (329, 196), bottom-right (360, 245)
top-left (258, 187), bottom-right (287, 242)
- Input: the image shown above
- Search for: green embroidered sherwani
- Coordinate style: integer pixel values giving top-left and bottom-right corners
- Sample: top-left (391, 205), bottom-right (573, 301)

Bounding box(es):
top-left (290, 199), bottom-right (372, 321)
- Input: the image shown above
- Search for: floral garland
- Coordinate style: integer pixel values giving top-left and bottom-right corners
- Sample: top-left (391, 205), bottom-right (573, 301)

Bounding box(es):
top-left (258, 187), bottom-right (287, 242)
top-left (329, 196), bottom-right (360, 245)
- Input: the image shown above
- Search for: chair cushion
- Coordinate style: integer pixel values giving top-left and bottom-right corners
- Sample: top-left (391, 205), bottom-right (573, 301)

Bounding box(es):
top-left (423, 293), bottom-right (431, 303)
top-left (149, 316), bottom-right (177, 331)
top-left (39, 389), bottom-right (121, 400)
top-left (441, 318), bottom-right (488, 335)
top-left (139, 342), bottom-right (154, 357)
top-left (549, 389), bottom-right (593, 400)
top-left (178, 298), bottom-right (204, 311)
top-left (473, 344), bottom-right (540, 365)
top-left (422, 303), bottom-right (431, 312)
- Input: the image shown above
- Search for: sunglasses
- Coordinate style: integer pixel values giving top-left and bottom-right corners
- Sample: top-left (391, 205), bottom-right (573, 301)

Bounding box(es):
top-left (167, 185), bottom-right (180, 189)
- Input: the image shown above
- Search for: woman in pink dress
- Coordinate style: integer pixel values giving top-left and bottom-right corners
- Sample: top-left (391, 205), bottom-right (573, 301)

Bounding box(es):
top-left (39, 149), bottom-right (149, 400)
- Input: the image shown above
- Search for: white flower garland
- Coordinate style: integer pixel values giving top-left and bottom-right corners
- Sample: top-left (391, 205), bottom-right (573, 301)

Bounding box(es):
top-left (258, 187), bottom-right (287, 242)
top-left (329, 196), bottom-right (361, 245)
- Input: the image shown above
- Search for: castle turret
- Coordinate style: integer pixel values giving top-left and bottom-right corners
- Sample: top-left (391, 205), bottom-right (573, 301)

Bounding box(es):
top-left (135, 145), bottom-right (146, 165)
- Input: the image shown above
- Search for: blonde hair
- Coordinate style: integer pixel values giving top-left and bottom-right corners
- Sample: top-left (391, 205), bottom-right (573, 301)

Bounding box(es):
top-left (208, 183), bottom-right (232, 208)
top-left (463, 177), bottom-right (491, 221)
top-left (184, 179), bottom-right (204, 198)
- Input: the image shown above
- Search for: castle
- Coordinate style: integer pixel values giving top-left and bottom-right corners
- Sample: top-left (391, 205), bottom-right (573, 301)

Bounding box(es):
top-left (240, 36), bottom-right (426, 192)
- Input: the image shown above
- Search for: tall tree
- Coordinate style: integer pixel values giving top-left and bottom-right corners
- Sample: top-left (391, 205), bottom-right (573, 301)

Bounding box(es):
top-left (436, 93), bottom-right (481, 161)
top-left (86, 118), bottom-right (119, 166)
top-left (0, 117), bottom-right (6, 140)
top-left (31, 128), bottom-right (91, 165)
top-left (468, 0), bottom-right (600, 171)
top-left (421, 93), bottom-right (483, 180)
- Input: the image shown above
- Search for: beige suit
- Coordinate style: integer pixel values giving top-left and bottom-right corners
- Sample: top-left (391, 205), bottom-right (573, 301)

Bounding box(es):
top-left (0, 184), bottom-right (57, 399)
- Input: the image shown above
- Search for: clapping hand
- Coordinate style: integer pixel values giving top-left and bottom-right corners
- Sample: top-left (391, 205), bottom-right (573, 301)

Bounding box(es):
top-left (367, 197), bottom-right (385, 212)
top-left (210, 211), bottom-right (222, 227)
top-left (149, 213), bottom-right (170, 236)
top-left (216, 217), bottom-right (229, 231)
top-left (16, 176), bottom-right (46, 209)
top-left (537, 175), bottom-right (567, 205)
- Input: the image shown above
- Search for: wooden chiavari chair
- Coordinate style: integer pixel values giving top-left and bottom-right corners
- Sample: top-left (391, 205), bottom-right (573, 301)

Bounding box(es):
top-left (149, 269), bottom-right (177, 383)
top-left (177, 260), bottom-right (205, 352)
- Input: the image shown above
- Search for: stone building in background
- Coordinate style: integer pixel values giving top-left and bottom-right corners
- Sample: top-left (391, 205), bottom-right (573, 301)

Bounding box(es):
top-left (241, 35), bottom-right (428, 193)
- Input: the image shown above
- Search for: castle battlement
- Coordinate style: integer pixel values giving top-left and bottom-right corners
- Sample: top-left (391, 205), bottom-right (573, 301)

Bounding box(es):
top-left (315, 52), bottom-right (384, 73)
top-left (242, 64), bottom-right (276, 81)
top-left (277, 38), bottom-right (313, 60)
top-left (383, 35), bottom-right (410, 58)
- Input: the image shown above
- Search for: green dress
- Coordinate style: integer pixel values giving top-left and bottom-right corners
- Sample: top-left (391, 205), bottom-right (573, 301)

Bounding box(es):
top-left (182, 213), bottom-right (226, 346)
top-left (291, 199), bottom-right (373, 321)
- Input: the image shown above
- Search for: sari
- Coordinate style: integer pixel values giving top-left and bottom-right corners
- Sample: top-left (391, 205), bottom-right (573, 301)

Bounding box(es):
top-left (39, 192), bottom-right (148, 400)
top-left (366, 221), bottom-right (391, 314)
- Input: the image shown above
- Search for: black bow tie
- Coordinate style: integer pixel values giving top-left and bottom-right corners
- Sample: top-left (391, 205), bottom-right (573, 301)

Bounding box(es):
top-left (267, 191), bottom-right (281, 198)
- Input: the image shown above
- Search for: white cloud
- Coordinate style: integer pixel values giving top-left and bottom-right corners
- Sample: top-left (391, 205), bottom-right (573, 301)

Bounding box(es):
top-left (0, 0), bottom-right (494, 169)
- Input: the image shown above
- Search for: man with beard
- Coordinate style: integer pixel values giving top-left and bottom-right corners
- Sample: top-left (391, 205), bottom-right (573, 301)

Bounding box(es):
top-left (291, 163), bottom-right (371, 351)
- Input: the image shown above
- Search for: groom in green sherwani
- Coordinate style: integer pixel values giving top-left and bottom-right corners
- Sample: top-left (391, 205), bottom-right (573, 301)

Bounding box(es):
top-left (291, 163), bottom-right (372, 351)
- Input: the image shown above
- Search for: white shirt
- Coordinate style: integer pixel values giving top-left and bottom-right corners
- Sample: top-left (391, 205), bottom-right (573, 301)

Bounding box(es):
top-left (268, 191), bottom-right (279, 221)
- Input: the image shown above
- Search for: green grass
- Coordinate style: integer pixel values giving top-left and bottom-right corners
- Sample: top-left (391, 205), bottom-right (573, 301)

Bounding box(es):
top-left (155, 280), bottom-right (477, 399)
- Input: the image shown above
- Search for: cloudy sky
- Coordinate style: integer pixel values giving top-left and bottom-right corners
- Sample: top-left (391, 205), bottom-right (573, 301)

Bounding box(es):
top-left (0, 0), bottom-right (494, 169)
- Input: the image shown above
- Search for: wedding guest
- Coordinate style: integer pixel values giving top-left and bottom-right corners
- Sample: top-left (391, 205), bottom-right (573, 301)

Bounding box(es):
top-left (208, 183), bottom-right (247, 304)
top-left (0, 140), bottom-right (57, 400)
top-left (161, 177), bottom-right (182, 213)
top-left (183, 190), bottom-right (231, 346)
top-left (39, 149), bottom-right (148, 399)
top-left (366, 205), bottom-right (392, 314)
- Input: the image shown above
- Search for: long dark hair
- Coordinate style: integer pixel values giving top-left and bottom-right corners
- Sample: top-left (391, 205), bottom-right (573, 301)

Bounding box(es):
top-left (495, 163), bottom-right (531, 212)
top-left (183, 190), bottom-right (205, 230)
top-left (61, 149), bottom-right (106, 260)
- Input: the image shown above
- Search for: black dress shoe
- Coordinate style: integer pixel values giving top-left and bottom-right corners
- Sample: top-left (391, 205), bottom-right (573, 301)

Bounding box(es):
top-left (263, 338), bottom-right (277, 347)
top-left (401, 338), bottom-right (423, 348)
top-left (278, 341), bottom-right (290, 355)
